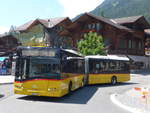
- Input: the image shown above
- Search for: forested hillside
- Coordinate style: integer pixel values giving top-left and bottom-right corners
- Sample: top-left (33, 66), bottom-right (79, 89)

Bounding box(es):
top-left (91, 0), bottom-right (150, 23)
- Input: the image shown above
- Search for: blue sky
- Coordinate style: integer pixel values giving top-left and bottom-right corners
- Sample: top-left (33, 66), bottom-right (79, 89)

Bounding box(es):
top-left (0, 0), bottom-right (63, 27)
top-left (0, 0), bottom-right (104, 34)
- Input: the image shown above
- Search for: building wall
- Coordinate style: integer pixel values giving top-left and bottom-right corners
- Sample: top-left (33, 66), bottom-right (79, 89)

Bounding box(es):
top-left (14, 24), bottom-right (46, 46)
top-left (0, 36), bottom-right (18, 52)
top-left (65, 19), bottom-right (145, 56)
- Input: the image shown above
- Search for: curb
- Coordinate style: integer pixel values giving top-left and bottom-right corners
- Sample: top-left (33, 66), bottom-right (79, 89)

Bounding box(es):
top-left (110, 93), bottom-right (143, 113)
top-left (0, 82), bottom-right (13, 85)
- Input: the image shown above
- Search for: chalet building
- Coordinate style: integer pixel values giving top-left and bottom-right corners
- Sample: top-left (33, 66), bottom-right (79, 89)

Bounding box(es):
top-left (14, 17), bottom-right (72, 48)
top-left (144, 29), bottom-right (150, 56)
top-left (113, 16), bottom-right (150, 31)
top-left (113, 16), bottom-right (150, 70)
top-left (0, 34), bottom-right (19, 56)
top-left (60, 13), bottom-right (150, 71)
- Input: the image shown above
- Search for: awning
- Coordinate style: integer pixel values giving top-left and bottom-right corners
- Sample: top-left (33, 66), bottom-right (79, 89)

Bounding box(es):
top-left (0, 57), bottom-right (6, 61)
top-left (127, 55), bottom-right (150, 62)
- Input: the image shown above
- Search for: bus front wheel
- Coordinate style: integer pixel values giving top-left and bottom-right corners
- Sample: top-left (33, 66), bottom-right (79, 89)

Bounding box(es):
top-left (111, 76), bottom-right (117, 85)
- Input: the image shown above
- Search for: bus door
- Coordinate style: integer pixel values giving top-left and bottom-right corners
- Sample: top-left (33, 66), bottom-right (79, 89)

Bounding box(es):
top-left (84, 58), bottom-right (89, 84)
top-left (46, 58), bottom-right (61, 84)
top-left (14, 57), bottom-right (26, 80)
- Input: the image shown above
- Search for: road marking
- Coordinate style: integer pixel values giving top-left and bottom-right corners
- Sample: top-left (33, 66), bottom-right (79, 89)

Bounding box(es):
top-left (110, 93), bottom-right (143, 113)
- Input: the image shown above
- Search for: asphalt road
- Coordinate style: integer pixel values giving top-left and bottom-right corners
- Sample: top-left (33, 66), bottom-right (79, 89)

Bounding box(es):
top-left (0, 74), bottom-right (150, 113)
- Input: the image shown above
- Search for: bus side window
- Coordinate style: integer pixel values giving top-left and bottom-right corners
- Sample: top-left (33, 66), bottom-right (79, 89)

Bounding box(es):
top-left (89, 60), bottom-right (94, 74)
top-left (100, 61), bottom-right (107, 73)
top-left (109, 61), bottom-right (115, 72)
top-left (52, 64), bottom-right (60, 73)
top-left (95, 63), bottom-right (100, 73)
top-left (62, 60), bottom-right (74, 73)
top-left (100, 62), bottom-right (103, 72)
top-left (77, 60), bottom-right (84, 74)
top-left (48, 64), bottom-right (51, 72)
top-left (124, 62), bottom-right (130, 72)
top-left (116, 61), bottom-right (120, 72)
top-left (120, 62), bottom-right (125, 72)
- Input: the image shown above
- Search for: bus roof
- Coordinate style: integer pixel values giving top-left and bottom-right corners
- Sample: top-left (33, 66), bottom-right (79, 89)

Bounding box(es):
top-left (85, 55), bottom-right (129, 61)
top-left (16, 46), bottom-right (82, 57)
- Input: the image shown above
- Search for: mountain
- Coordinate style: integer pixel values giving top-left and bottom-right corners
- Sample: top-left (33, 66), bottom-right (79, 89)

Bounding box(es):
top-left (91, 0), bottom-right (150, 23)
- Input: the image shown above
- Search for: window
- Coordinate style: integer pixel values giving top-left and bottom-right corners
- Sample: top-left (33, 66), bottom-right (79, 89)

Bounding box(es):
top-left (132, 41), bottom-right (136, 49)
top-left (89, 59), bottom-right (130, 74)
top-left (29, 59), bottom-right (60, 79)
top-left (109, 61), bottom-right (116, 71)
top-left (128, 40), bottom-right (132, 49)
top-left (62, 59), bottom-right (84, 74)
top-left (104, 38), bottom-right (111, 47)
top-left (120, 61), bottom-right (130, 72)
top-left (119, 39), bottom-right (126, 48)
top-left (89, 59), bottom-right (108, 74)
top-left (88, 24), bottom-right (92, 29)
top-left (138, 41), bottom-right (142, 49)
top-left (96, 23), bottom-right (100, 31)
top-left (87, 23), bottom-right (102, 32)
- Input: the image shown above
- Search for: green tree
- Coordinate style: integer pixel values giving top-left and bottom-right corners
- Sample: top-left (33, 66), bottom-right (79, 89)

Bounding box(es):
top-left (77, 32), bottom-right (106, 55)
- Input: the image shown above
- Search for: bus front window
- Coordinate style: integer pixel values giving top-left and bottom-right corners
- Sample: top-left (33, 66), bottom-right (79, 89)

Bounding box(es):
top-left (29, 59), bottom-right (60, 79)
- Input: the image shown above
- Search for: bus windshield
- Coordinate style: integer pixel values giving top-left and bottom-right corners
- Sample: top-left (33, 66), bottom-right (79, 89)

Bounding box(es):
top-left (29, 59), bottom-right (60, 79)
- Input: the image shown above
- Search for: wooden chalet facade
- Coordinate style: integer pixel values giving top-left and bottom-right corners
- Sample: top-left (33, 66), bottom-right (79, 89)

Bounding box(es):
top-left (60, 13), bottom-right (147, 56)
top-left (14, 17), bottom-right (72, 48)
top-left (144, 29), bottom-right (150, 56)
top-left (0, 34), bottom-right (19, 56)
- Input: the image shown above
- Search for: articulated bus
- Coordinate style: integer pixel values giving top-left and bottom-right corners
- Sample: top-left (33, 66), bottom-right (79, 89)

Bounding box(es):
top-left (85, 55), bottom-right (130, 85)
top-left (13, 47), bottom-right (130, 97)
top-left (13, 47), bottom-right (85, 97)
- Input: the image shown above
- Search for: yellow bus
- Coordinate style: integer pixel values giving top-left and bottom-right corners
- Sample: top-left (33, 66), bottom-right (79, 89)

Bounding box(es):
top-left (13, 47), bottom-right (85, 97)
top-left (84, 55), bottom-right (130, 85)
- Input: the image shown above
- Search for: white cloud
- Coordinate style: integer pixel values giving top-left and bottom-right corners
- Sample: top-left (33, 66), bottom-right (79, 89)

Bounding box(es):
top-left (0, 26), bottom-right (9, 34)
top-left (59, 0), bottom-right (104, 18)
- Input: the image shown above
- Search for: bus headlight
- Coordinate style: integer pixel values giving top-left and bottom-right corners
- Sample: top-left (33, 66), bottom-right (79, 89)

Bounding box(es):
top-left (48, 88), bottom-right (57, 91)
top-left (14, 84), bottom-right (23, 89)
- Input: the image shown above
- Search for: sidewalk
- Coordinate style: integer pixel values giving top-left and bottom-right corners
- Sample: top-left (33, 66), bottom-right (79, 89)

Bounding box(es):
top-left (131, 72), bottom-right (150, 77)
top-left (111, 85), bottom-right (150, 113)
top-left (0, 75), bottom-right (14, 84)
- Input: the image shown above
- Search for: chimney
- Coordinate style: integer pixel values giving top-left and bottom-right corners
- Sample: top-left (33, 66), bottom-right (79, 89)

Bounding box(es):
top-left (48, 19), bottom-right (53, 28)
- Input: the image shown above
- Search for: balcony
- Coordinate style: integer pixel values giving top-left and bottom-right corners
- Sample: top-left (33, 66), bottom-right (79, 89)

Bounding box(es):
top-left (108, 48), bottom-right (144, 55)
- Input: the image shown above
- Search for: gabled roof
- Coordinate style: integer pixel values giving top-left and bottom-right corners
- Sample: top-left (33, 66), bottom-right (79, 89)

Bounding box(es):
top-left (16, 17), bottom-right (69, 32)
top-left (0, 34), bottom-right (16, 38)
top-left (113, 15), bottom-right (143, 24)
top-left (113, 15), bottom-right (150, 29)
top-left (71, 13), bottom-right (132, 31)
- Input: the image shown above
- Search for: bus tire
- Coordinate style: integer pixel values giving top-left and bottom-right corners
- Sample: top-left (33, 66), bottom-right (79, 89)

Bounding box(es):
top-left (111, 76), bottom-right (117, 85)
top-left (68, 82), bottom-right (72, 93)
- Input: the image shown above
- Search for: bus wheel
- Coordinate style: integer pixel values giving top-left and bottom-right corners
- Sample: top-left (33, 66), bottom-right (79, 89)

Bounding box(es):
top-left (111, 76), bottom-right (117, 85)
top-left (68, 82), bottom-right (72, 93)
